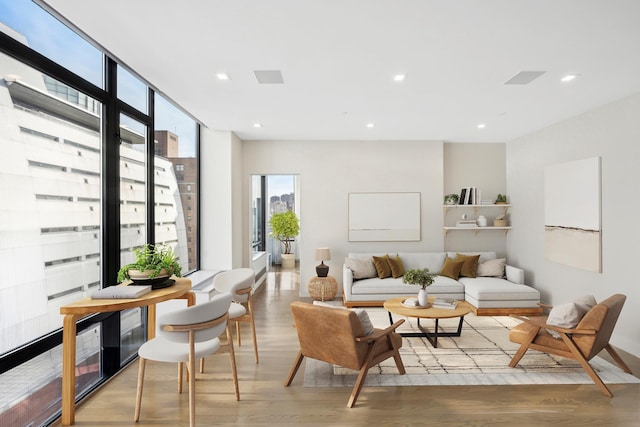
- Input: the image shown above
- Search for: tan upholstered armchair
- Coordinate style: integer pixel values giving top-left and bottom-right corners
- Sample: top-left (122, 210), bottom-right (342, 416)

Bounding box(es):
top-left (508, 293), bottom-right (633, 397)
top-left (285, 301), bottom-right (406, 407)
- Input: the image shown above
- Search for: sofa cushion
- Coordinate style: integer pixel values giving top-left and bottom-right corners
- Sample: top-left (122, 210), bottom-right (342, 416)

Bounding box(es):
top-left (351, 276), bottom-right (464, 295)
top-left (388, 255), bottom-right (406, 278)
top-left (447, 251), bottom-right (497, 263)
top-left (372, 255), bottom-right (392, 279)
top-left (460, 277), bottom-right (540, 301)
top-left (397, 252), bottom-right (446, 273)
top-left (476, 258), bottom-right (506, 277)
top-left (455, 253), bottom-right (480, 278)
top-left (439, 257), bottom-right (464, 280)
top-left (345, 257), bottom-right (377, 279)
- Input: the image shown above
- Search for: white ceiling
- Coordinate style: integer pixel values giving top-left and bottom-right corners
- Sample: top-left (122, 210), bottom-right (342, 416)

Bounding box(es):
top-left (42, 0), bottom-right (640, 142)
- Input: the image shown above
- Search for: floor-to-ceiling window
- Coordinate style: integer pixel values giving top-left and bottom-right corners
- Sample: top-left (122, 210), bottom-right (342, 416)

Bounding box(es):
top-left (0, 2), bottom-right (201, 425)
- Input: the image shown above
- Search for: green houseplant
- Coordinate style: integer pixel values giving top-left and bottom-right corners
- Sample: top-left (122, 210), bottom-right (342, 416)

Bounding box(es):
top-left (495, 193), bottom-right (508, 204)
top-left (403, 268), bottom-right (435, 306)
top-left (269, 210), bottom-right (300, 269)
top-left (117, 243), bottom-right (182, 282)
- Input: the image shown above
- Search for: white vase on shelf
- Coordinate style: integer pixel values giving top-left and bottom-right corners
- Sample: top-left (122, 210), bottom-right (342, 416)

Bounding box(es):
top-left (418, 289), bottom-right (429, 307)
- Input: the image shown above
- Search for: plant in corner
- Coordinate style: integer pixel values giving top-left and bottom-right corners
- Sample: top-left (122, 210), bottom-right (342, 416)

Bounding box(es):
top-left (269, 210), bottom-right (300, 268)
top-left (403, 268), bottom-right (435, 306)
top-left (117, 243), bottom-right (182, 283)
top-left (495, 194), bottom-right (508, 204)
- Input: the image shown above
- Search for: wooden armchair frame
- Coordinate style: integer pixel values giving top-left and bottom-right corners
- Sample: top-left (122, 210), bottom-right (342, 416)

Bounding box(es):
top-left (285, 301), bottom-right (406, 407)
top-left (508, 294), bottom-right (632, 397)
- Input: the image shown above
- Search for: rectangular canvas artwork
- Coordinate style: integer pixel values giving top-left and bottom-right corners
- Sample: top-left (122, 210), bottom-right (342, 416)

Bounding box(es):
top-left (348, 192), bottom-right (421, 241)
top-left (544, 157), bottom-right (601, 272)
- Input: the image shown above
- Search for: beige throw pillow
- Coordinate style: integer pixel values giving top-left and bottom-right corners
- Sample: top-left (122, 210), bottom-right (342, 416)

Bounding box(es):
top-left (345, 257), bottom-right (377, 279)
top-left (545, 295), bottom-right (596, 338)
top-left (312, 301), bottom-right (374, 335)
top-left (476, 258), bottom-right (506, 277)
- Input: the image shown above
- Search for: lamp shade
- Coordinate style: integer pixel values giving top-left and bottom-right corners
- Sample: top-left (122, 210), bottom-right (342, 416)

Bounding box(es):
top-left (315, 247), bottom-right (331, 261)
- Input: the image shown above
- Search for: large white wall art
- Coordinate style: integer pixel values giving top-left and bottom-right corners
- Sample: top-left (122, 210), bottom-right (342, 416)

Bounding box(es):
top-left (544, 157), bottom-right (601, 272)
top-left (348, 192), bottom-right (421, 241)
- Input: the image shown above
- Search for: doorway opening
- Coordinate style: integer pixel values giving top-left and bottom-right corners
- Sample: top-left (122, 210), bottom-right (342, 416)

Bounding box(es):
top-left (251, 174), bottom-right (300, 272)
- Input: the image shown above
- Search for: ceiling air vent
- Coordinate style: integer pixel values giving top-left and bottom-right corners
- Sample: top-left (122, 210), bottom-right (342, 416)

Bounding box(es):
top-left (504, 71), bottom-right (546, 85)
top-left (254, 70), bottom-right (284, 84)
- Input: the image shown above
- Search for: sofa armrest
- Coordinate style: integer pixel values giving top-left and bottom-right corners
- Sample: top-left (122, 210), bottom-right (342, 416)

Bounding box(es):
top-left (343, 264), bottom-right (354, 300)
top-left (505, 265), bottom-right (525, 284)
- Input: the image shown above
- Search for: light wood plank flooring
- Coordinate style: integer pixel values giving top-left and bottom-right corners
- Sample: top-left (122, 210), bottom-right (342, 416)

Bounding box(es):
top-left (55, 268), bottom-right (640, 426)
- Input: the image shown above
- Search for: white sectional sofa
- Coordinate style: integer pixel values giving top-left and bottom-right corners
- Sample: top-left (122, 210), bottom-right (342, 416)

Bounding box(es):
top-left (343, 251), bottom-right (542, 316)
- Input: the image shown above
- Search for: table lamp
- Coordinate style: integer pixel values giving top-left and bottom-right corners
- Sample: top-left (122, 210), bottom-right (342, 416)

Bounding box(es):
top-left (315, 247), bottom-right (331, 277)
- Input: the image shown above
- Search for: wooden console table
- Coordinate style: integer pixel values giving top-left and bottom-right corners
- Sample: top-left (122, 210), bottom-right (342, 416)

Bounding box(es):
top-left (59, 277), bottom-right (195, 425)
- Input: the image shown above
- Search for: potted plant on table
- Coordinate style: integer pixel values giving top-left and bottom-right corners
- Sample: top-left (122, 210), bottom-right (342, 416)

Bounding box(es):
top-left (444, 193), bottom-right (459, 205)
top-left (403, 268), bottom-right (435, 307)
top-left (117, 243), bottom-right (182, 288)
top-left (269, 210), bottom-right (300, 269)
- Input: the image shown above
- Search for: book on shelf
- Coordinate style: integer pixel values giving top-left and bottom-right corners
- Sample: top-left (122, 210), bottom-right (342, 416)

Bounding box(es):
top-left (90, 285), bottom-right (152, 299)
top-left (432, 298), bottom-right (458, 309)
top-left (456, 220), bottom-right (478, 228)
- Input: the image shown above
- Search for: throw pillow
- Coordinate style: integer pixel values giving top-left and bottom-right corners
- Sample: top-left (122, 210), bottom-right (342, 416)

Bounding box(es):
top-left (455, 253), bottom-right (480, 278)
top-left (573, 294), bottom-right (597, 313)
top-left (439, 257), bottom-right (464, 280)
top-left (372, 254), bottom-right (392, 279)
top-left (345, 257), bottom-right (377, 279)
top-left (476, 258), bottom-right (506, 277)
top-left (388, 255), bottom-right (406, 278)
top-left (312, 301), bottom-right (374, 335)
top-left (545, 300), bottom-right (592, 338)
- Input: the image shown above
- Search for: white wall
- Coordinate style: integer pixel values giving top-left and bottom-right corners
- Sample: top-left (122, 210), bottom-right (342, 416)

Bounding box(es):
top-left (242, 140), bottom-right (446, 294)
top-left (507, 93), bottom-right (640, 356)
top-left (200, 129), bottom-right (244, 270)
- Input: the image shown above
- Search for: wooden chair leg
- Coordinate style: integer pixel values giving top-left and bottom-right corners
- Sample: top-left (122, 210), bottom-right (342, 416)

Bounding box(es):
top-left (509, 326), bottom-right (539, 368)
top-left (226, 324), bottom-right (241, 401)
top-left (188, 337), bottom-right (196, 427)
top-left (249, 308), bottom-right (259, 363)
top-left (134, 358), bottom-right (146, 422)
top-left (199, 357), bottom-right (205, 373)
top-left (285, 351), bottom-right (304, 386)
top-left (236, 320), bottom-right (242, 346)
top-left (178, 362), bottom-right (184, 394)
top-left (560, 334), bottom-right (613, 397)
top-left (347, 363), bottom-right (371, 408)
top-left (393, 350), bottom-right (406, 375)
top-left (604, 344), bottom-right (633, 374)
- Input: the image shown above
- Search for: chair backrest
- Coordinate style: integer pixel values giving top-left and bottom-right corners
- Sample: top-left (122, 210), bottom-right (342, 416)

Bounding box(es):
top-left (574, 294), bottom-right (626, 360)
top-left (213, 268), bottom-right (255, 303)
top-left (158, 292), bottom-right (232, 344)
top-left (290, 301), bottom-right (368, 370)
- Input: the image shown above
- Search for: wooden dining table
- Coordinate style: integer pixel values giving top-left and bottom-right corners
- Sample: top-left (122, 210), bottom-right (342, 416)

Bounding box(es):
top-left (59, 277), bottom-right (195, 425)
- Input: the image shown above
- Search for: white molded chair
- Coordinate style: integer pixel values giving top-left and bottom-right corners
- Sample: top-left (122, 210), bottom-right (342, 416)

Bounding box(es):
top-left (134, 293), bottom-right (237, 427)
top-left (213, 268), bottom-right (259, 363)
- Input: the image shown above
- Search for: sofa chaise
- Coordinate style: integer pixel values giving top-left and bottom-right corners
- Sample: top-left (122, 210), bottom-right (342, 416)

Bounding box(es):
top-left (343, 251), bottom-right (543, 316)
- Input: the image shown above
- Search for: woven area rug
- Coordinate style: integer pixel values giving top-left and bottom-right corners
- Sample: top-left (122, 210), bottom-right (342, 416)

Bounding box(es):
top-left (303, 307), bottom-right (640, 388)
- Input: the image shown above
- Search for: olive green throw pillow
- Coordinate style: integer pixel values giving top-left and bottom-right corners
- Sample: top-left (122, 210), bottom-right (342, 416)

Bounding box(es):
top-left (440, 257), bottom-right (465, 280)
top-left (388, 255), bottom-right (406, 278)
top-left (455, 253), bottom-right (481, 278)
top-left (372, 255), bottom-right (392, 279)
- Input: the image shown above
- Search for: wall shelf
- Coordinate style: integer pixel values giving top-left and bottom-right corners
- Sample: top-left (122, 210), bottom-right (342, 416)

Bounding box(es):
top-left (443, 204), bottom-right (511, 215)
top-left (443, 226), bottom-right (512, 236)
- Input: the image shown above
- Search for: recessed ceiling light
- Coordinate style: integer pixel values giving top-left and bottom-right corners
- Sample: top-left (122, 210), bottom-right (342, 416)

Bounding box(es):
top-left (253, 123), bottom-right (262, 128)
top-left (366, 123), bottom-right (375, 128)
top-left (477, 123), bottom-right (486, 129)
top-left (393, 74), bottom-right (406, 82)
top-left (561, 74), bottom-right (578, 82)
top-left (216, 73), bottom-right (230, 81)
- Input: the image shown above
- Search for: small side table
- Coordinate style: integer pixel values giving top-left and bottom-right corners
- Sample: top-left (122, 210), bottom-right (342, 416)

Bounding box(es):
top-left (307, 276), bottom-right (338, 301)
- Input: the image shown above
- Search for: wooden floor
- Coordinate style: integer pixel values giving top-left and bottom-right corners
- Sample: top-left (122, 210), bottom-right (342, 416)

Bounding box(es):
top-left (56, 267), bottom-right (640, 426)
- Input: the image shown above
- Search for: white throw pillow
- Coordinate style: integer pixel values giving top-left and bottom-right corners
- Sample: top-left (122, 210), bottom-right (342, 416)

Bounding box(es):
top-left (476, 258), bottom-right (506, 277)
top-left (345, 257), bottom-right (377, 279)
top-left (312, 301), bottom-right (374, 335)
top-left (545, 297), bottom-right (595, 338)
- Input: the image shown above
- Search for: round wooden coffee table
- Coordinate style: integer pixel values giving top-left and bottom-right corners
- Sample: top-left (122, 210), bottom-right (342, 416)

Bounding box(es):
top-left (383, 296), bottom-right (472, 348)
